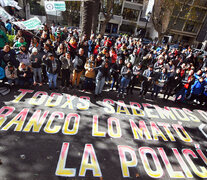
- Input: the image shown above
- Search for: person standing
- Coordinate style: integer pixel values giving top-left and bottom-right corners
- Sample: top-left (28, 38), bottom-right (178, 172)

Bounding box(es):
top-left (60, 52), bottom-right (72, 91)
top-left (30, 48), bottom-right (42, 86)
top-left (94, 62), bottom-right (110, 97)
top-left (140, 65), bottom-right (154, 98)
top-left (72, 48), bottom-right (86, 88)
top-left (44, 53), bottom-right (60, 90)
top-left (117, 62), bottom-right (133, 98)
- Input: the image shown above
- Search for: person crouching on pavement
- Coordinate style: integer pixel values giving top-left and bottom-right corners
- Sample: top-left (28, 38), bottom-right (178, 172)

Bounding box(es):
top-left (44, 53), bottom-right (60, 90)
top-left (60, 52), bottom-right (73, 91)
top-left (117, 62), bottom-right (133, 98)
top-left (94, 62), bottom-right (110, 98)
top-left (17, 62), bottom-right (33, 87)
top-left (5, 63), bottom-right (18, 86)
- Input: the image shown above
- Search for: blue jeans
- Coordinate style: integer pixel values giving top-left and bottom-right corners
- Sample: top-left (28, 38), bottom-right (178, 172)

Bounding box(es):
top-left (84, 77), bottom-right (94, 90)
top-left (95, 77), bottom-right (105, 95)
top-left (18, 78), bottom-right (33, 86)
top-left (152, 85), bottom-right (161, 97)
top-left (33, 68), bottom-right (42, 83)
top-left (47, 72), bottom-right (57, 88)
top-left (118, 77), bottom-right (130, 94)
top-left (8, 79), bottom-right (18, 85)
top-left (175, 88), bottom-right (187, 102)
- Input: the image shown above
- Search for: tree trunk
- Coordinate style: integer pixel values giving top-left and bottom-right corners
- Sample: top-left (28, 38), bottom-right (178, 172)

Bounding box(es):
top-left (81, 1), bottom-right (94, 40)
top-left (100, 20), bottom-right (108, 36)
top-left (92, 0), bottom-right (100, 35)
top-left (158, 32), bottom-right (164, 43)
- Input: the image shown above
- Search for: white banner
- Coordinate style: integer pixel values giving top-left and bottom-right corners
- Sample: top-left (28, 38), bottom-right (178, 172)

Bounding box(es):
top-left (13, 17), bottom-right (42, 30)
top-left (0, 6), bottom-right (13, 21)
top-left (0, 0), bottom-right (22, 10)
top-left (44, 1), bottom-right (66, 12)
top-left (47, 11), bottom-right (61, 17)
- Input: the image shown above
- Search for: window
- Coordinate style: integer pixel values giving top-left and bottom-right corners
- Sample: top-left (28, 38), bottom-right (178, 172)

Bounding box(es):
top-left (122, 8), bottom-right (139, 21)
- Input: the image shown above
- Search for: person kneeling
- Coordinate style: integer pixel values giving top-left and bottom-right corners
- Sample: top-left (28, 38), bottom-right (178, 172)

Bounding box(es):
top-left (5, 63), bottom-right (18, 86)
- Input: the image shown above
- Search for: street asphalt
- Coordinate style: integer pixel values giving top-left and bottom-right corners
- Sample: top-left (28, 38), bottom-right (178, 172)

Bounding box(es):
top-left (0, 84), bottom-right (207, 180)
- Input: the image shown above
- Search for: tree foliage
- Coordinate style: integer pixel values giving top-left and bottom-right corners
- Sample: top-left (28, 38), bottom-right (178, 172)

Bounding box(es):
top-left (100, 0), bottom-right (123, 35)
top-left (62, 1), bottom-right (81, 26)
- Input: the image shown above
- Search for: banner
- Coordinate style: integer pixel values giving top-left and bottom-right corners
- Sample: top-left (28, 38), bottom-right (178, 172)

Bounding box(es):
top-left (44, 1), bottom-right (66, 12)
top-left (13, 17), bottom-right (42, 30)
top-left (0, 0), bottom-right (22, 10)
top-left (0, 6), bottom-right (13, 21)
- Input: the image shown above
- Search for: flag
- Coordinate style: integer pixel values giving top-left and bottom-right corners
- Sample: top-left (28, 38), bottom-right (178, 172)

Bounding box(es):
top-left (0, 0), bottom-right (22, 10)
top-left (13, 17), bottom-right (42, 30)
top-left (0, 6), bottom-right (13, 21)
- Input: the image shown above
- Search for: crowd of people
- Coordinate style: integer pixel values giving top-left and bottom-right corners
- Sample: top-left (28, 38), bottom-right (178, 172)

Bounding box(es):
top-left (0, 21), bottom-right (207, 107)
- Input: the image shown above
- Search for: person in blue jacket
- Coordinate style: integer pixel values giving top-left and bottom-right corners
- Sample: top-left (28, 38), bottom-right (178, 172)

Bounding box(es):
top-left (187, 76), bottom-right (204, 103)
top-left (200, 72), bottom-right (207, 107)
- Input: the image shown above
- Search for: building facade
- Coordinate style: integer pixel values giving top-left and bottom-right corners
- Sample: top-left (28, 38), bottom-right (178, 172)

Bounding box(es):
top-left (98, 0), bottom-right (158, 39)
top-left (167, 0), bottom-right (207, 46)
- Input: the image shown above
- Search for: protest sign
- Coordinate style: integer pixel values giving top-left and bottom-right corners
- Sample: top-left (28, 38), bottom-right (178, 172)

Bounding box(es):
top-left (0, 0), bottom-right (21, 10)
top-left (13, 17), bottom-right (42, 30)
top-left (0, 6), bottom-right (13, 21)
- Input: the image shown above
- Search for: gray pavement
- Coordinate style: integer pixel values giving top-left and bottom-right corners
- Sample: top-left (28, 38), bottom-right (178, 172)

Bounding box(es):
top-left (0, 84), bottom-right (207, 180)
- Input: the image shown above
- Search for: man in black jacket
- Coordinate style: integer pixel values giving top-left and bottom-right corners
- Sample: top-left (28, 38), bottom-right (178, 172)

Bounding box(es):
top-left (140, 65), bottom-right (154, 98)
top-left (72, 48), bottom-right (86, 88)
top-left (44, 53), bottom-right (60, 90)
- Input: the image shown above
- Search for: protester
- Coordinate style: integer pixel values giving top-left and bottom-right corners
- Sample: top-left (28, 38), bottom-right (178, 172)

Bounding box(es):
top-left (94, 62), bottom-right (110, 97)
top-left (117, 62), bottom-right (133, 98)
top-left (0, 16), bottom-right (206, 108)
top-left (83, 54), bottom-right (96, 91)
top-left (44, 53), bottom-right (60, 90)
top-left (60, 52), bottom-right (72, 90)
top-left (72, 48), bottom-right (86, 88)
top-left (30, 48), bottom-right (42, 86)
top-left (17, 62), bottom-right (33, 87)
top-left (5, 63), bottom-right (18, 86)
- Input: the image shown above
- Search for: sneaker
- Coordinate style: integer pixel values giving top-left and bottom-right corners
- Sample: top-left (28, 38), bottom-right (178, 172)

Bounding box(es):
top-left (109, 88), bottom-right (113, 91)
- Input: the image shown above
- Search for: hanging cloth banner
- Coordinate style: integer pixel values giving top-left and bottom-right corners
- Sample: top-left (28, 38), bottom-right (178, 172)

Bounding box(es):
top-left (44, 1), bottom-right (66, 12)
top-left (0, 6), bottom-right (13, 20)
top-left (13, 17), bottom-right (42, 30)
top-left (0, 0), bottom-right (22, 10)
